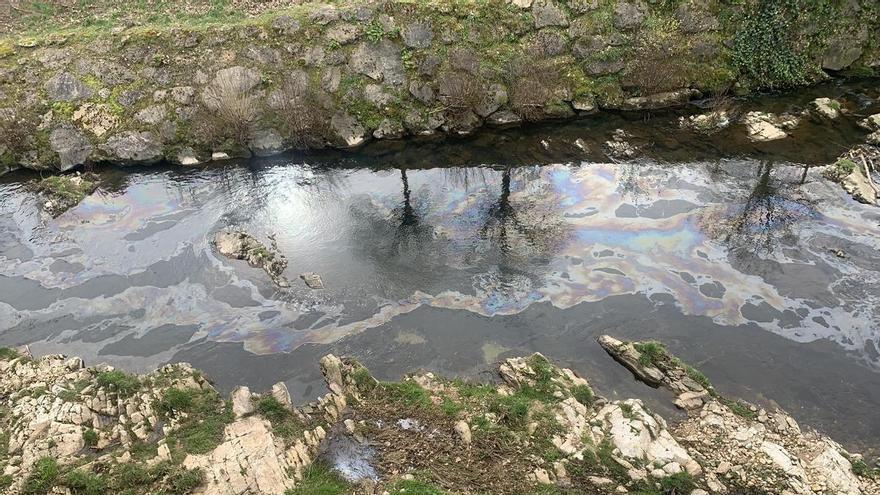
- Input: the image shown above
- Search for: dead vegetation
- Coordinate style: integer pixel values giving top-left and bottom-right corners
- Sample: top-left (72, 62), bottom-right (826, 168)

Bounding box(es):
top-left (196, 69), bottom-right (262, 148)
top-left (437, 70), bottom-right (482, 118)
top-left (622, 19), bottom-right (691, 95)
top-left (276, 76), bottom-right (332, 150)
top-left (505, 57), bottom-right (564, 121)
top-left (0, 107), bottom-right (36, 166)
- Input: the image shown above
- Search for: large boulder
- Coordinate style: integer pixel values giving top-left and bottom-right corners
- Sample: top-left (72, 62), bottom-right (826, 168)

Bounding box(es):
top-left (101, 131), bottom-right (163, 164)
top-left (249, 128), bottom-right (286, 157)
top-left (330, 111), bottom-right (367, 147)
top-left (49, 126), bottom-right (92, 171)
top-left (349, 40), bottom-right (405, 86)
top-left (532, 0), bottom-right (569, 28)
top-left (613, 0), bottom-right (648, 30)
top-left (44, 72), bottom-right (93, 102)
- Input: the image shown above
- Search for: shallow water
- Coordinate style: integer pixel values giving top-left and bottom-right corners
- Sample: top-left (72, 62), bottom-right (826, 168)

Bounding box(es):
top-left (2, 80), bottom-right (880, 454)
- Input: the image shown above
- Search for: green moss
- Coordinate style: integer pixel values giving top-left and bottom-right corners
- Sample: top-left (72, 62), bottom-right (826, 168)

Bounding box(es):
top-left (284, 462), bottom-right (351, 495)
top-left (96, 370), bottom-right (141, 398)
top-left (22, 457), bottom-right (60, 494)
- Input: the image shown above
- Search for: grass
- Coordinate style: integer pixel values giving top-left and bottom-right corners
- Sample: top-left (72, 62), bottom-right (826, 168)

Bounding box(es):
top-left (0, 347), bottom-right (20, 360)
top-left (387, 478), bottom-right (448, 495)
top-left (22, 457), bottom-right (60, 494)
top-left (659, 472), bottom-right (696, 493)
top-left (571, 384), bottom-right (594, 407)
top-left (255, 396), bottom-right (304, 441)
top-left (160, 388), bottom-right (234, 457)
top-left (284, 462), bottom-right (351, 495)
top-left (64, 469), bottom-right (107, 495)
top-left (58, 380), bottom-right (90, 402)
top-left (719, 398), bottom-right (758, 420)
top-left (634, 342), bottom-right (667, 367)
top-left (96, 370), bottom-right (141, 398)
top-left (380, 380), bottom-right (432, 408)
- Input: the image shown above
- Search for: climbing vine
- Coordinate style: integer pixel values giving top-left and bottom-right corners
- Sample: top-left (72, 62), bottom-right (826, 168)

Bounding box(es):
top-left (732, 0), bottom-right (809, 89)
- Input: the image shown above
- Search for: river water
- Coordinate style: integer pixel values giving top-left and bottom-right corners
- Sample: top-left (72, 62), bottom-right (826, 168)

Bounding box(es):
top-left (2, 81), bottom-right (880, 454)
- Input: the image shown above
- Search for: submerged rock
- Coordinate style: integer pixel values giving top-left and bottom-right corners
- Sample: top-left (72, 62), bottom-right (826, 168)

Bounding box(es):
top-left (300, 272), bottom-right (325, 289)
top-left (679, 109), bottom-right (731, 134)
top-left (213, 230), bottom-right (290, 287)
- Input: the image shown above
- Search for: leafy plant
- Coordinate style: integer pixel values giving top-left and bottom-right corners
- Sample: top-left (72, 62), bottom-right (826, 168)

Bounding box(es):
top-left (96, 370), bottom-right (141, 397)
top-left (732, 0), bottom-right (808, 89)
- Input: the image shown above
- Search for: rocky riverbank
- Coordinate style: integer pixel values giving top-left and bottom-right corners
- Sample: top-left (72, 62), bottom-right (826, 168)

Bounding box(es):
top-left (0, 337), bottom-right (877, 495)
top-left (0, 0), bottom-right (878, 174)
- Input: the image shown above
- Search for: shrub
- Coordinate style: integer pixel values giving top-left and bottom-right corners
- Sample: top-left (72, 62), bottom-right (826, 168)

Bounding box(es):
top-left (660, 472), bottom-right (696, 493)
top-left (158, 388), bottom-right (196, 415)
top-left (64, 470), bottom-right (107, 495)
top-left (96, 370), bottom-right (141, 397)
top-left (505, 56), bottom-right (563, 121)
top-left (82, 429), bottom-right (98, 448)
top-left (0, 347), bottom-right (20, 360)
top-left (437, 71), bottom-right (482, 118)
top-left (277, 76), bottom-right (331, 149)
top-left (198, 69), bottom-right (262, 147)
top-left (22, 457), bottom-right (60, 494)
top-left (165, 467), bottom-right (204, 495)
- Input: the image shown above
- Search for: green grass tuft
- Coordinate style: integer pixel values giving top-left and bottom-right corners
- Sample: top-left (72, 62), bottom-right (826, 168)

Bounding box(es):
top-left (22, 457), bottom-right (60, 494)
top-left (284, 462), bottom-right (351, 495)
top-left (634, 342), bottom-right (667, 367)
top-left (96, 370), bottom-right (141, 398)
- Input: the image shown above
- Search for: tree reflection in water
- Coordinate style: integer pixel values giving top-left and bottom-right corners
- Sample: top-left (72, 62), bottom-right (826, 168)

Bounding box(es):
top-left (700, 162), bottom-right (816, 270)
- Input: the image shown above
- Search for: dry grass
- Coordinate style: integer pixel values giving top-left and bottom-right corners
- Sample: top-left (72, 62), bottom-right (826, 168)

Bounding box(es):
top-left (505, 57), bottom-right (563, 122)
top-left (276, 76), bottom-right (331, 150)
top-left (437, 70), bottom-right (482, 118)
top-left (196, 69), bottom-right (261, 147)
top-left (0, 108), bottom-right (35, 164)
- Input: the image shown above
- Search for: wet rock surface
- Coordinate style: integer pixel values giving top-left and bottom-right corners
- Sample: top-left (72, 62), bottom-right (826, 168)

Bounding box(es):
top-left (213, 230), bottom-right (290, 287)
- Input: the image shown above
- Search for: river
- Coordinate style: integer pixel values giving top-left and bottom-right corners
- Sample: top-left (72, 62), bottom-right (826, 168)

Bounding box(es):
top-left (1, 80), bottom-right (879, 455)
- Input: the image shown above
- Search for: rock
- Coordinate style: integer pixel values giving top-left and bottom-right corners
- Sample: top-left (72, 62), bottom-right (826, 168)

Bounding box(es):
top-left (572, 96), bottom-right (597, 113)
top-left (272, 15), bottom-right (301, 35)
top-left (679, 110), bottom-right (731, 134)
top-left (675, 2), bottom-right (718, 33)
top-left (475, 83), bottom-right (508, 118)
top-left (402, 21), bottom-right (433, 49)
top-left (822, 37), bottom-right (864, 71)
top-left (271, 382), bottom-right (293, 408)
top-left (170, 86), bottom-right (196, 105)
top-left (249, 128), bottom-right (286, 157)
top-left (743, 112), bottom-right (787, 142)
top-left (206, 66), bottom-right (262, 99)
top-left (212, 151), bottom-right (230, 161)
top-left (596, 399), bottom-right (701, 476)
top-left (134, 104), bottom-right (167, 125)
top-left (811, 97), bottom-right (840, 119)
top-left (858, 113), bottom-right (880, 131)
top-left (808, 445), bottom-right (862, 495)
top-left (49, 126), bottom-right (92, 171)
top-left (44, 72), bottom-right (93, 101)
top-left (453, 420), bottom-right (472, 445)
top-left (842, 168), bottom-right (878, 205)
top-left (349, 40), bottom-right (405, 86)
top-left (331, 111), bottom-right (367, 147)
top-left (231, 386), bottom-right (254, 419)
top-left (214, 230), bottom-right (289, 285)
top-left (598, 336), bottom-right (664, 386)
top-left (175, 148), bottom-right (202, 166)
top-left (487, 110), bottom-right (522, 126)
top-left (619, 89), bottom-right (700, 110)
top-left (532, 0), bottom-right (569, 28)
top-left (533, 467), bottom-right (552, 484)
top-left (300, 272), bottom-right (325, 289)
top-left (613, 1), bottom-right (648, 30)
top-left (867, 131), bottom-right (880, 146)
top-left (674, 391), bottom-right (709, 410)
top-left (102, 131), bottom-right (163, 164)
top-left (373, 119), bottom-right (404, 139)
top-left (408, 80), bottom-right (435, 105)
top-left (326, 23), bottom-right (361, 45)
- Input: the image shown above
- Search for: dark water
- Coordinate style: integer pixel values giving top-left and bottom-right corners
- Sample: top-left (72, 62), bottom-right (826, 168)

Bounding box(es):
top-left (2, 80), bottom-right (880, 454)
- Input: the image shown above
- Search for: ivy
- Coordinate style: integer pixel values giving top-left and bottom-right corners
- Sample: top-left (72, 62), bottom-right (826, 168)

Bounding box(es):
top-left (732, 0), bottom-right (808, 89)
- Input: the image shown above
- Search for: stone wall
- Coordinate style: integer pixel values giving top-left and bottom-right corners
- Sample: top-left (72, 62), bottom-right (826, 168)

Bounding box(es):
top-left (0, 0), bottom-right (878, 174)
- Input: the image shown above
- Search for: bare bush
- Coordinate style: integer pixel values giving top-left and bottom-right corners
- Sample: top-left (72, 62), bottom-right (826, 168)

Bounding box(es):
top-left (197, 68), bottom-right (262, 147)
top-left (437, 70), bottom-right (482, 117)
top-left (622, 21), bottom-right (690, 95)
top-left (505, 57), bottom-right (563, 121)
top-left (276, 77), bottom-right (331, 149)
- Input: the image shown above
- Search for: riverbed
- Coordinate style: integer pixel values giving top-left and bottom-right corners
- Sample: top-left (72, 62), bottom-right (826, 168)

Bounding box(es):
top-left (2, 81), bottom-right (879, 454)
